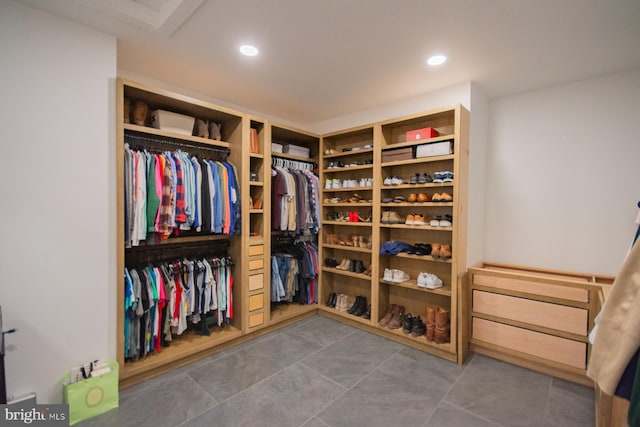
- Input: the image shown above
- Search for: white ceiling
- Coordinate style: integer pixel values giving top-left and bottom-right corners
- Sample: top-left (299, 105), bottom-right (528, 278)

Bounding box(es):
top-left (17, 0), bottom-right (640, 126)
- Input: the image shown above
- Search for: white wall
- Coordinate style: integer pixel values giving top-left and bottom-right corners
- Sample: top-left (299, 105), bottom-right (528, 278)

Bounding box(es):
top-left (485, 69), bottom-right (640, 275)
top-left (0, 1), bottom-right (117, 404)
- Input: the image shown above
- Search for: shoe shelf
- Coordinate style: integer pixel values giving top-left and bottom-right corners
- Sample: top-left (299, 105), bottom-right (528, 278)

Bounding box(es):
top-left (380, 202), bottom-right (454, 207)
top-left (389, 253), bottom-right (452, 263)
top-left (318, 305), bottom-right (372, 325)
top-left (322, 267), bottom-right (372, 280)
top-left (382, 183), bottom-right (454, 189)
top-left (380, 224), bottom-right (453, 231)
top-left (324, 148), bottom-right (374, 158)
top-left (323, 203), bottom-right (373, 207)
top-left (323, 244), bottom-right (372, 253)
top-left (124, 123), bottom-right (232, 149)
top-left (272, 151), bottom-right (314, 162)
top-left (324, 186), bottom-right (373, 192)
top-left (382, 134), bottom-right (455, 151)
top-left (323, 221), bottom-right (373, 227)
top-left (381, 155), bottom-right (454, 168)
top-left (323, 164), bottom-right (374, 173)
top-left (381, 326), bottom-right (452, 351)
top-left (379, 278), bottom-right (452, 297)
top-left (249, 181), bottom-right (264, 186)
top-left (249, 209), bottom-right (263, 214)
top-left (249, 152), bottom-right (264, 159)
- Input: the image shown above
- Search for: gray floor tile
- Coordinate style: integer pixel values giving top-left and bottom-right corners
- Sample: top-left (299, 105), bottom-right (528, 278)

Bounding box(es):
top-left (425, 401), bottom-right (501, 427)
top-left (399, 347), bottom-right (470, 383)
top-left (445, 354), bottom-right (552, 427)
top-left (544, 378), bottom-right (595, 427)
top-left (300, 417), bottom-right (330, 427)
top-left (188, 331), bottom-right (322, 401)
top-left (288, 315), bottom-right (357, 347)
top-left (78, 374), bottom-right (216, 427)
top-left (185, 363), bottom-right (345, 427)
top-left (300, 329), bottom-right (402, 387)
top-left (317, 352), bottom-right (454, 427)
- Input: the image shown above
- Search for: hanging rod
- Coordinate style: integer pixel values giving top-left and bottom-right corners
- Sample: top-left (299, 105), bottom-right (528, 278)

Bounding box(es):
top-left (271, 156), bottom-right (315, 171)
top-left (125, 133), bottom-right (230, 161)
top-left (125, 239), bottom-right (231, 266)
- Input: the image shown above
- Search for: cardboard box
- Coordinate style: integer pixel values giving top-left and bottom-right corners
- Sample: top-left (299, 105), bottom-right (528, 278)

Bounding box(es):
top-left (382, 147), bottom-right (413, 163)
top-left (406, 127), bottom-right (439, 141)
top-left (416, 141), bottom-right (453, 158)
top-left (150, 110), bottom-right (195, 136)
top-left (283, 144), bottom-right (310, 158)
top-left (271, 142), bottom-right (283, 153)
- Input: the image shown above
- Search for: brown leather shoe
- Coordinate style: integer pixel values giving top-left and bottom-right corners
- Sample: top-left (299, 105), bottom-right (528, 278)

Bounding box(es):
top-left (405, 214), bottom-right (415, 225)
top-left (417, 193), bottom-right (430, 202)
top-left (439, 244), bottom-right (452, 259)
top-left (431, 243), bottom-right (441, 259)
top-left (440, 192), bottom-right (453, 202)
top-left (387, 305), bottom-right (405, 329)
top-left (407, 193), bottom-right (418, 203)
top-left (432, 193), bottom-right (442, 202)
top-left (425, 305), bottom-right (435, 342)
top-left (379, 304), bottom-right (397, 326)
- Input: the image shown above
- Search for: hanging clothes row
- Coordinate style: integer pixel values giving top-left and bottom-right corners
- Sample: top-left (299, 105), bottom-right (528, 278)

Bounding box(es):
top-left (123, 255), bottom-right (234, 361)
top-left (124, 143), bottom-right (241, 248)
top-left (271, 241), bottom-right (319, 305)
top-left (271, 166), bottom-right (320, 234)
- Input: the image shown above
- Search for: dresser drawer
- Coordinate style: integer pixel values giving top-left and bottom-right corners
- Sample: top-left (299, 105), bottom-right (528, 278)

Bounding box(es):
top-left (249, 294), bottom-right (264, 311)
top-left (472, 318), bottom-right (587, 369)
top-left (473, 273), bottom-right (589, 302)
top-left (248, 258), bottom-right (264, 270)
top-left (249, 312), bottom-right (264, 328)
top-left (248, 245), bottom-right (264, 256)
top-left (473, 290), bottom-right (588, 335)
top-left (249, 273), bottom-right (264, 291)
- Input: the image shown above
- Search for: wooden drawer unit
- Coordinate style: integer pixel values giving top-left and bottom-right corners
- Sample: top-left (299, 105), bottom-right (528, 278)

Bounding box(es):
top-left (248, 244), bottom-right (264, 256)
top-left (249, 294), bottom-right (264, 311)
top-left (249, 273), bottom-right (264, 291)
top-left (248, 258), bottom-right (264, 270)
top-left (467, 262), bottom-right (614, 385)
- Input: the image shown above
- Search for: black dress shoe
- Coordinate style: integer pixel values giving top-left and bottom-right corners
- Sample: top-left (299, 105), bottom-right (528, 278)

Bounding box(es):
top-left (353, 296), bottom-right (368, 316)
top-left (414, 244), bottom-right (432, 256)
top-left (325, 257), bottom-right (338, 267)
top-left (411, 316), bottom-right (426, 337)
top-left (354, 260), bottom-right (365, 274)
top-left (347, 296), bottom-right (361, 314)
top-left (403, 313), bottom-right (414, 334)
top-left (349, 259), bottom-right (356, 272)
top-left (363, 304), bottom-right (371, 319)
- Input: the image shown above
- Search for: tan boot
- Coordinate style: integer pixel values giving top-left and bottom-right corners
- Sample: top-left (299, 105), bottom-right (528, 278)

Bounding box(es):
top-left (425, 305), bottom-right (435, 342)
top-left (439, 244), bottom-right (452, 259)
top-left (431, 243), bottom-right (441, 259)
top-left (379, 304), bottom-right (397, 326)
top-left (387, 305), bottom-right (405, 329)
top-left (434, 306), bottom-right (450, 344)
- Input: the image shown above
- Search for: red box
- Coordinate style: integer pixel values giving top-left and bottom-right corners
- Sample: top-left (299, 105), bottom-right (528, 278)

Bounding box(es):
top-left (406, 127), bottom-right (439, 141)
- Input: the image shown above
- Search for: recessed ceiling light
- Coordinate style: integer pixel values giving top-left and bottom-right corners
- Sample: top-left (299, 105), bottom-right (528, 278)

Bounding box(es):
top-left (239, 44), bottom-right (259, 57)
top-left (427, 55), bottom-right (447, 66)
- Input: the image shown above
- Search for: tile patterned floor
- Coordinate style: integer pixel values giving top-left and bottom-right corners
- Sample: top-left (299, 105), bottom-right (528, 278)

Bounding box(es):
top-left (79, 315), bottom-right (595, 427)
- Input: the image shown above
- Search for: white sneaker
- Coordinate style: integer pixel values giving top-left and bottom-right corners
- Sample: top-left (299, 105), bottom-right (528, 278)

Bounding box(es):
top-left (390, 176), bottom-right (404, 185)
top-left (424, 274), bottom-right (443, 289)
top-left (359, 178), bottom-right (367, 187)
top-left (383, 177), bottom-right (393, 186)
top-left (366, 178), bottom-right (373, 187)
top-left (383, 268), bottom-right (394, 282)
top-left (333, 179), bottom-right (342, 189)
top-left (349, 180), bottom-right (357, 188)
top-left (417, 272), bottom-right (429, 288)
top-left (325, 179), bottom-right (332, 189)
top-left (392, 269), bottom-right (410, 283)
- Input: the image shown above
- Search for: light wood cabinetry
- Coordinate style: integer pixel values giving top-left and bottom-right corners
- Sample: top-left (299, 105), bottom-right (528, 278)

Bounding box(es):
top-left (467, 262), bottom-right (614, 385)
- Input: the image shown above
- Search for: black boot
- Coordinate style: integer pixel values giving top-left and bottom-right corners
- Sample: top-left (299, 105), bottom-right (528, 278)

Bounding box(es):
top-left (325, 292), bottom-right (336, 307)
top-left (411, 315), bottom-right (426, 337)
top-left (363, 304), bottom-right (371, 319)
top-left (348, 296), bottom-right (361, 314)
top-left (354, 260), bottom-right (365, 274)
top-left (349, 259), bottom-right (357, 272)
top-left (403, 313), bottom-right (414, 334)
top-left (354, 296), bottom-right (368, 316)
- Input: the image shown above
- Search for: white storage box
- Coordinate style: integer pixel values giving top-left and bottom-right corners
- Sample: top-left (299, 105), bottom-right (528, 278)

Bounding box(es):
top-left (271, 142), bottom-right (283, 153)
top-left (150, 110), bottom-right (195, 136)
top-left (283, 144), bottom-right (310, 158)
top-left (416, 140), bottom-right (453, 158)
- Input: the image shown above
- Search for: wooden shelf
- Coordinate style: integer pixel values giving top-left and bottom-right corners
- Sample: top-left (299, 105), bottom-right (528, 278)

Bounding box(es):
top-left (381, 324), bottom-right (453, 352)
top-left (124, 123), bottom-right (231, 148)
top-left (249, 209), bottom-right (263, 214)
top-left (387, 253), bottom-right (452, 264)
top-left (380, 202), bottom-right (454, 207)
top-left (121, 326), bottom-right (243, 380)
top-left (381, 155), bottom-right (454, 167)
top-left (126, 234), bottom-right (230, 248)
top-left (322, 267), bottom-right (372, 281)
top-left (323, 148), bottom-right (374, 159)
top-left (249, 181), bottom-right (264, 186)
top-left (382, 134), bottom-right (455, 151)
top-left (322, 244), bottom-right (372, 253)
top-left (272, 152), bottom-right (314, 162)
top-left (382, 182), bottom-right (453, 189)
top-left (323, 203), bottom-right (373, 207)
top-left (317, 305), bottom-right (372, 325)
top-left (323, 164), bottom-right (373, 173)
top-left (323, 221), bottom-right (372, 227)
top-left (249, 153), bottom-right (264, 159)
top-left (324, 186), bottom-right (373, 192)
top-left (380, 224), bottom-right (453, 231)
top-left (379, 278), bottom-right (452, 297)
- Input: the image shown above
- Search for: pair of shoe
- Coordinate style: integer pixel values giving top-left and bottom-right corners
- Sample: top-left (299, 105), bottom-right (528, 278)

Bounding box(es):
top-left (405, 214), bottom-right (427, 226)
top-left (325, 257), bottom-right (339, 268)
top-left (431, 243), bottom-right (452, 260)
top-left (335, 259), bottom-right (366, 274)
top-left (433, 171), bottom-right (454, 183)
top-left (426, 305), bottom-right (450, 343)
top-left (417, 273), bottom-right (443, 289)
top-left (409, 173), bottom-right (433, 184)
top-left (432, 193), bottom-right (453, 202)
top-left (383, 176), bottom-right (404, 186)
top-left (333, 294), bottom-right (350, 311)
top-left (402, 314), bottom-right (426, 337)
top-left (430, 215), bottom-right (453, 227)
top-left (348, 295), bottom-right (368, 316)
top-left (406, 243), bottom-right (432, 255)
top-left (324, 148), bottom-right (337, 155)
top-left (407, 193), bottom-right (430, 202)
top-left (381, 211), bottom-right (403, 224)
top-left (327, 161), bottom-right (345, 169)
top-left (379, 304), bottom-right (405, 329)
top-left (382, 268), bottom-right (410, 283)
